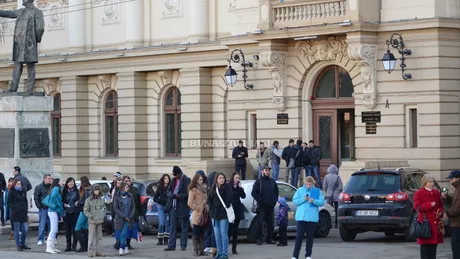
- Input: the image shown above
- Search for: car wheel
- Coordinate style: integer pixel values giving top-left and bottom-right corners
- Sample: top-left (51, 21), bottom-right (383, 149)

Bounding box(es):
top-left (339, 224), bottom-right (357, 241)
top-left (404, 213), bottom-right (416, 242)
top-left (247, 216), bottom-right (267, 243)
top-left (384, 232), bottom-right (395, 237)
top-left (315, 211), bottom-right (332, 238)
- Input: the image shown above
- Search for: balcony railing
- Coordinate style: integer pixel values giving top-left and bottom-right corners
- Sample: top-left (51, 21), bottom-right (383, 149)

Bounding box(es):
top-left (260, 0), bottom-right (350, 30)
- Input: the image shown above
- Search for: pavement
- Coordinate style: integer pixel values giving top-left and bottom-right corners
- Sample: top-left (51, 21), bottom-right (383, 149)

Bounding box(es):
top-left (0, 229), bottom-right (454, 259)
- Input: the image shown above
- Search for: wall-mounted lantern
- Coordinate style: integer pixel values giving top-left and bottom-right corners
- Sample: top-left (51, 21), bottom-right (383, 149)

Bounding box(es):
top-left (224, 49), bottom-right (254, 90)
top-left (382, 33), bottom-right (412, 80)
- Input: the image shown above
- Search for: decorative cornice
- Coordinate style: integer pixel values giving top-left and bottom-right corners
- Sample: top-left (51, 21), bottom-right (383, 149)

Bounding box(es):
top-left (296, 36), bottom-right (349, 63)
top-left (261, 52), bottom-right (287, 112)
top-left (348, 44), bottom-right (378, 110)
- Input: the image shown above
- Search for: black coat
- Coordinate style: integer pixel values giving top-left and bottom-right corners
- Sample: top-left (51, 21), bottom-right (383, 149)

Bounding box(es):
top-left (62, 187), bottom-right (80, 215)
top-left (7, 188), bottom-right (28, 223)
top-left (306, 146), bottom-right (322, 165)
top-left (208, 183), bottom-right (232, 220)
top-left (34, 182), bottom-right (51, 209)
top-left (165, 175), bottom-right (191, 218)
top-left (154, 185), bottom-right (168, 206)
top-left (230, 183), bottom-right (246, 220)
top-left (251, 176), bottom-right (279, 209)
top-left (0, 172), bottom-right (6, 192)
top-left (232, 146), bottom-right (248, 166)
top-left (128, 186), bottom-right (141, 218)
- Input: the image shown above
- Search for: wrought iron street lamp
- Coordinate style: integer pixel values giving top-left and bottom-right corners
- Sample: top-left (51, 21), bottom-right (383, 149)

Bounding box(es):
top-left (224, 49), bottom-right (254, 90)
top-left (382, 33), bottom-right (412, 80)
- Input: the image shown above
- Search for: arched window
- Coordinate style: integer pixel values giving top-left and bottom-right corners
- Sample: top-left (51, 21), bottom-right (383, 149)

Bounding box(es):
top-left (51, 93), bottom-right (61, 156)
top-left (105, 90), bottom-right (118, 157)
top-left (164, 87), bottom-right (181, 156)
top-left (314, 66), bottom-right (353, 98)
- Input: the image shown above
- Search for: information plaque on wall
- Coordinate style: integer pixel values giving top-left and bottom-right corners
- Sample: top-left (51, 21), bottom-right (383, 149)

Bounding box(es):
top-left (362, 111), bottom-right (381, 123)
top-left (277, 113), bottom-right (289, 125)
top-left (366, 123), bottom-right (377, 134)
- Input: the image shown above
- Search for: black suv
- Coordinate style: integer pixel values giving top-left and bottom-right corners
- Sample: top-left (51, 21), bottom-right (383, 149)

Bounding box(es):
top-left (338, 168), bottom-right (450, 241)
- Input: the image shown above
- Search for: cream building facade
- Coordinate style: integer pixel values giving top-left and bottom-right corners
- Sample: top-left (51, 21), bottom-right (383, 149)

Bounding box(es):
top-left (0, 0), bottom-right (459, 184)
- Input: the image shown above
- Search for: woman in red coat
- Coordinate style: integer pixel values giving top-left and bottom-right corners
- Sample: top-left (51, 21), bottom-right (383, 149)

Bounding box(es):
top-left (413, 174), bottom-right (444, 259)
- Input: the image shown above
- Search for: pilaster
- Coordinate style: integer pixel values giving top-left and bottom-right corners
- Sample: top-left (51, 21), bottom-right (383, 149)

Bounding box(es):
top-left (68, 0), bottom-right (86, 52)
top-left (179, 67), bottom-right (213, 160)
top-left (124, 0), bottom-right (144, 48)
top-left (260, 40), bottom-right (289, 112)
top-left (189, 0), bottom-right (209, 43)
top-left (60, 76), bottom-right (89, 179)
top-left (116, 71), bottom-right (148, 179)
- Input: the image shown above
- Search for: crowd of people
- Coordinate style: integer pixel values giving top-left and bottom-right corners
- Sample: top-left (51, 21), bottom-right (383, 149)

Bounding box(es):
top-left (0, 163), bottom-right (459, 259)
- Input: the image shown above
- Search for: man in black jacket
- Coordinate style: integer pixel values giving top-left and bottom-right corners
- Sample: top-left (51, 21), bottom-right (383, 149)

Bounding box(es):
top-left (232, 140), bottom-right (248, 180)
top-left (165, 166), bottom-right (191, 251)
top-left (282, 140), bottom-right (302, 187)
top-left (0, 172), bottom-right (6, 226)
top-left (34, 174), bottom-right (52, 246)
top-left (306, 140), bottom-right (322, 189)
top-left (13, 166), bottom-right (32, 192)
top-left (251, 166), bottom-right (279, 246)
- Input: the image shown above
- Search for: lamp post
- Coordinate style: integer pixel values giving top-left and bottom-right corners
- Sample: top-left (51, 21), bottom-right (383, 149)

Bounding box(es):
top-left (382, 33), bottom-right (412, 80)
top-left (224, 49), bottom-right (254, 90)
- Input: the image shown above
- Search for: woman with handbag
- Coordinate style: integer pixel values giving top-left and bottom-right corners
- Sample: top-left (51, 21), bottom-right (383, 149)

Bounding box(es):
top-left (62, 177), bottom-right (80, 252)
top-left (153, 174), bottom-right (171, 246)
top-left (46, 178), bottom-right (64, 254)
top-left (228, 172), bottom-right (246, 255)
top-left (113, 182), bottom-right (136, 256)
top-left (323, 164), bottom-right (343, 228)
top-left (207, 173), bottom-right (233, 259)
top-left (413, 174), bottom-right (444, 259)
top-left (188, 173), bottom-right (208, 256)
top-left (7, 179), bottom-right (30, 251)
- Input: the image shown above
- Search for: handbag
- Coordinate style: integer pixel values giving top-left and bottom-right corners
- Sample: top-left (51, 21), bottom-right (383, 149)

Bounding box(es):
top-left (288, 211), bottom-right (294, 220)
top-left (41, 194), bottom-right (52, 207)
top-left (137, 216), bottom-right (148, 233)
top-left (251, 180), bottom-right (263, 213)
top-left (197, 206), bottom-right (209, 227)
top-left (410, 207), bottom-right (432, 239)
top-left (216, 186), bottom-right (235, 223)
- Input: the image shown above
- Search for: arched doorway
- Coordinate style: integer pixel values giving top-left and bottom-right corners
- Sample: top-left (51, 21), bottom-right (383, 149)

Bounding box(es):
top-left (311, 65), bottom-right (355, 177)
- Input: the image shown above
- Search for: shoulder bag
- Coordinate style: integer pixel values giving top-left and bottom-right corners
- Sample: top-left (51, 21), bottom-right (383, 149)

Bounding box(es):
top-left (216, 186), bottom-right (235, 223)
top-left (410, 206), bottom-right (432, 239)
top-left (288, 150), bottom-right (300, 169)
top-left (251, 180), bottom-right (262, 213)
top-left (197, 205), bottom-right (209, 227)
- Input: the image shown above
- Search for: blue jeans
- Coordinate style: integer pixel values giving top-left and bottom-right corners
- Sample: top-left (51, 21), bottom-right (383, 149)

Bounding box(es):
top-left (37, 208), bottom-right (49, 242)
top-left (168, 208), bottom-right (189, 249)
top-left (13, 222), bottom-right (28, 248)
top-left (306, 165), bottom-right (322, 188)
top-left (157, 205), bottom-right (170, 237)
top-left (290, 167), bottom-right (301, 187)
top-left (235, 165), bottom-right (246, 180)
top-left (258, 165), bottom-right (263, 179)
top-left (119, 222), bottom-right (129, 249)
top-left (272, 163), bottom-right (280, 181)
top-left (212, 218), bottom-right (229, 257)
top-left (204, 221), bottom-right (216, 248)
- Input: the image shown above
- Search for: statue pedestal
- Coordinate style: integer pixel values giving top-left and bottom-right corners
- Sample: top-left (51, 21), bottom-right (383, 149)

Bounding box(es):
top-left (0, 94), bottom-right (57, 183)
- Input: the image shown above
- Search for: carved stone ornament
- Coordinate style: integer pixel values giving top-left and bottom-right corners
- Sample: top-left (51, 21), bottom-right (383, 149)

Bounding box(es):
top-left (162, 0), bottom-right (183, 19)
top-left (348, 44), bottom-right (378, 110)
top-left (296, 36), bottom-right (349, 63)
top-left (261, 52), bottom-right (288, 112)
top-left (98, 74), bottom-right (113, 90)
top-left (102, 0), bottom-right (120, 24)
top-left (43, 78), bottom-right (59, 95)
top-left (158, 70), bottom-right (173, 86)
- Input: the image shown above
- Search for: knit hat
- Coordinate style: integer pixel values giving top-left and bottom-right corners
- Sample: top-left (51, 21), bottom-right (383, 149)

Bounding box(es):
top-left (327, 164), bottom-right (339, 175)
top-left (172, 166), bottom-right (183, 176)
top-left (113, 172), bottom-right (121, 178)
top-left (195, 170), bottom-right (206, 178)
top-left (278, 197), bottom-right (288, 207)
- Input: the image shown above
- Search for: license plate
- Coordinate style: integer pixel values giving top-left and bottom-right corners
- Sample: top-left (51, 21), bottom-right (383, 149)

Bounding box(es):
top-left (356, 210), bottom-right (378, 216)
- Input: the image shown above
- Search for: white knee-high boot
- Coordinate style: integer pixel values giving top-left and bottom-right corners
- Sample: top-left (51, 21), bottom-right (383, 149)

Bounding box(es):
top-left (46, 238), bottom-right (56, 254)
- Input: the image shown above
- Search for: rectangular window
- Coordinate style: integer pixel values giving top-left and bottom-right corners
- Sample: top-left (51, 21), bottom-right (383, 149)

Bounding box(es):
top-left (166, 114), bottom-right (176, 154)
top-left (409, 108), bottom-right (418, 148)
top-left (52, 116), bottom-right (61, 156)
top-left (248, 112), bottom-right (257, 149)
top-left (105, 115), bottom-right (117, 156)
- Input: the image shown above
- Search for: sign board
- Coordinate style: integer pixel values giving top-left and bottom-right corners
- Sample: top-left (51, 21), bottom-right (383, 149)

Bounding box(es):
top-left (277, 113), bottom-right (289, 125)
top-left (362, 111), bottom-right (381, 123)
top-left (19, 128), bottom-right (51, 158)
top-left (0, 128), bottom-right (15, 158)
top-left (366, 123), bottom-right (377, 134)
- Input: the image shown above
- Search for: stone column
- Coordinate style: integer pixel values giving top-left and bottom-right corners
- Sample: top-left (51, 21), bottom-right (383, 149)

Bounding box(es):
top-left (68, 0), bottom-right (86, 52)
top-left (125, 0), bottom-right (144, 48)
top-left (116, 72), bottom-right (148, 179)
top-left (60, 76), bottom-right (89, 179)
top-left (179, 67), bottom-right (213, 159)
top-left (189, 0), bottom-right (209, 43)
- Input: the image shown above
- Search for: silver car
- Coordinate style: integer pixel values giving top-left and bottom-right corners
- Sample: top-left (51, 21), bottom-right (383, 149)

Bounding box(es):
top-left (239, 180), bottom-right (335, 242)
top-left (146, 180), bottom-right (335, 242)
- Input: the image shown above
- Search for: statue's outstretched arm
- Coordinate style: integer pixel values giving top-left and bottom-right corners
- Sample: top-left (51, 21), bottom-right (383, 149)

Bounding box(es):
top-left (0, 9), bottom-right (20, 19)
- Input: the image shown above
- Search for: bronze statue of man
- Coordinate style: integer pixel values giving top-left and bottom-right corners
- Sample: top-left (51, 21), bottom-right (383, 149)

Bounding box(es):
top-left (0, 0), bottom-right (44, 93)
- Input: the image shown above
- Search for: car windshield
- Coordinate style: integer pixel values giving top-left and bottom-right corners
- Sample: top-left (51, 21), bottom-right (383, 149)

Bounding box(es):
top-left (345, 173), bottom-right (400, 194)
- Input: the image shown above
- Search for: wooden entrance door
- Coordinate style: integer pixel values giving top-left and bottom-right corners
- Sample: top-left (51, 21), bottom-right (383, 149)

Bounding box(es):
top-left (313, 110), bottom-right (337, 178)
